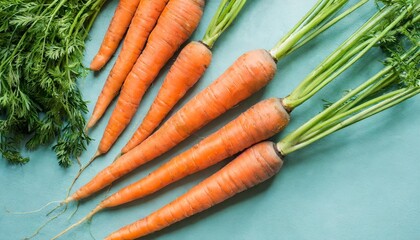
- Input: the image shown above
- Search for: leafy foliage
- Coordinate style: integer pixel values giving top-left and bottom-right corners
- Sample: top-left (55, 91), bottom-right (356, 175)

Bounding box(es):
top-left (0, 0), bottom-right (105, 166)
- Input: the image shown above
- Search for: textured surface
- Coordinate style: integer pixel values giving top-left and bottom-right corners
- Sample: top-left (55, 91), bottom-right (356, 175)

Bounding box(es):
top-left (1, 0), bottom-right (419, 239)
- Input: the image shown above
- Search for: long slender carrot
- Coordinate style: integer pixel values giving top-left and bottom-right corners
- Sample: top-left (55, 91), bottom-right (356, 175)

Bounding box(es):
top-left (56, 97), bottom-right (281, 238)
top-left (105, 141), bottom-right (284, 240)
top-left (66, 49), bottom-right (277, 202)
top-left (124, 0), bottom-right (246, 148)
top-left (86, 0), bottom-right (169, 129)
top-left (65, 0), bottom-right (368, 203)
top-left (105, 38), bottom-right (420, 239)
top-left (95, 0), bottom-right (206, 158)
top-left (51, 98), bottom-right (289, 239)
top-left (125, 41), bottom-right (212, 147)
top-left (90, 0), bottom-right (142, 71)
top-left (119, 0), bottom-right (363, 154)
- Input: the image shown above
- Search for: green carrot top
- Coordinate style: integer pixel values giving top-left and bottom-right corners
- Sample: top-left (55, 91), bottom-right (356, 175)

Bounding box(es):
top-left (202, 0), bottom-right (247, 48)
top-left (281, 0), bottom-right (419, 110)
top-left (277, 25), bottom-right (419, 155)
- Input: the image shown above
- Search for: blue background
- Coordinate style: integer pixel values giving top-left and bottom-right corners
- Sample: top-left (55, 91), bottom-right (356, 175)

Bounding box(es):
top-left (1, 0), bottom-right (419, 239)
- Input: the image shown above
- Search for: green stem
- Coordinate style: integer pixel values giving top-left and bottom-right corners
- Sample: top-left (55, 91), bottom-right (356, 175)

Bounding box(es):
top-left (269, 0), bottom-right (350, 60)
top-left (277, 43), bottom-right (419, 155)
top-left (282, 4), bottom-right (409, 109)
top-left (287, 0), bottom-right (369, 54)
top-left (282, 88), bottom-right (419, 155)
top-left (202, 0), bottom-right (247, 48)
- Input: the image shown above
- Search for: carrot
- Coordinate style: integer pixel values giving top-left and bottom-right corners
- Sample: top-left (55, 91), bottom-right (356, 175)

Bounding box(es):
top-left (124, 0), bottom-right (246, 148)
top-left (65, 0), bottom-right (367, 202)
top-left (66, 49), bottom-right (277, 202)
top-left (95, 0), bottom-right (205, 157)
top-left (90, 0), bottom-right (142, 71)
top-left (67, 0), bottom-right (205, 192)
top-left (119, 0), bottom-right (363, 154)
top-left (105, 141), bottom-right (284, 240)
top-left (86, 0), bottom-right (169, 129)
top-left (103, 98), bottom-right (288, 208)
top-left (105, 35), bottom-right (420, 239)
top-left (51, 98), bottom-right (289, 239)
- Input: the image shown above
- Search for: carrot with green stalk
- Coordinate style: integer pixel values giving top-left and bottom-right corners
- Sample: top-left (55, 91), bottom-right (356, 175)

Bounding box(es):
top-left (126, 0), bottom-right (247, 149)
top-left (51, 3), bottom-right (417, 237)
top-left (94, 0), bottom-right (356, 161)
top-left (105, 36), bottom-right (420, 240)
top-left (66, 0), bottom-right (372, 202)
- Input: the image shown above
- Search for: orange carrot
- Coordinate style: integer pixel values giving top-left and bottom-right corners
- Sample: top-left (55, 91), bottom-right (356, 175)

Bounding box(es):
top-left (96, 0), bottom-right (205, 156)
top-left (86, 0), bottom-right (169, 129)
top-left (121, 49), bottom-right (276, 154)
top-left (124, 41), bottom-right (212, 146)
top-left (90, 0), bottom-right (142, 71)
top-left (102, 98), bottom-right (289, 207)
top-left (67, 0), bottom-right (364, 202)
top-left (123, 0), bottom-right (247, 148)
top-left (52, 99), bottom-right (289, 239)
top-left (105, 141), bottom-right (283, 240)
top-left (65, 49), bottom-right (277, 203)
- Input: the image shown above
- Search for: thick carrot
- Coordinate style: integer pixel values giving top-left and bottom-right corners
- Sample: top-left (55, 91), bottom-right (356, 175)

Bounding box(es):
top-left (65, 49), bottom-right (277, 202)
top-left (90, 0), bottom-right (141, 71)
top-left (123, 41), bottom-right (212, 148)
top-left (86, 0), bottom-right (169, 129)
top-left (97, 0), bottom-right (205, 156)
top-left (105, 141), bottom-right (283, 240)
top-left (102, 98), bottom-right (289, 207)
top-left (121, 49), bottom-right (276, 153)
top-left (68, 0), bottom-right (366, 202)
top-left (123, 0), bottom-right (246, 148)
top-left (52, 99), bottom-right (289, 239)
top-left (105, 39), bottom-right (420, 238)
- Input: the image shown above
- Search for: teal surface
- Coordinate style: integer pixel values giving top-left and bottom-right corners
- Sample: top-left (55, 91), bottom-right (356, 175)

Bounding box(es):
top-left (1, 1), bottom-right (419, 239)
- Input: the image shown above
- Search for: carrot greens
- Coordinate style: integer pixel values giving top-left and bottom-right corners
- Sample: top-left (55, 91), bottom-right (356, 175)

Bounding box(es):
top-left (281, 0), bottom-right (419, 110)
top-left (0, 0), bottom-right (106, 166)
top-left (201, 0), bottom-right (247, 48)
top-left (278, 32), bottom-right (419, 155)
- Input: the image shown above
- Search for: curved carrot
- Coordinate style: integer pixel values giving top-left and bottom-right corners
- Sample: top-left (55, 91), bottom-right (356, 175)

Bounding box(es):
top-left (65, 49), bottom-right (277, 202)
top-left (121, 49), bottom-right (276, 153)
top-left (123, 0), bottom-right (247, 149)
top-left (102, 98), bottom-right (289, 207)
top-left (67, 0), bottom-right (364, 202)
top-left (105, 141), bottom-right (283, 240)
top-left (97, 0), bottom-right (205, 155)
top-left (90, 0), bottom-right (141, 71)
top-left (123, 41), bottom-right (212, 148)
top-left (51, 99), bottom-right (289, 239)
top-left (86, 0), bottom-right (169, 129)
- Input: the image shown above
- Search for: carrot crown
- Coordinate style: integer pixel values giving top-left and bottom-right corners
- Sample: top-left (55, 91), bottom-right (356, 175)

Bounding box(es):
top-left (202, 0), bottom-right (247, 48)
top-left (277, 28), bottom-right (420, 155)
top-left (282, 0), bottom-right (419, 110)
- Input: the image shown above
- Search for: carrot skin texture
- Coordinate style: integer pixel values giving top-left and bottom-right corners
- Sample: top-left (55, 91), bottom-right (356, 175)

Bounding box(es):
top-left (101, 98), bottom-right (289, 207)
top-left (69, 49), bottom-right (277, 201)
top-left (124, 41), bottom-right (212, 148)
top-left (98, 0), bottom-right (206, 154)
top-left (69, 49), bottom-right (276, 201)
top-left (121, 49), bottom-right (277, 154)
top-left (105, 141), bottom-right (283, 240)
top-left (90, 0), bottom-right (141, 71)
top-left (86, 0), bottom-right (169, 129)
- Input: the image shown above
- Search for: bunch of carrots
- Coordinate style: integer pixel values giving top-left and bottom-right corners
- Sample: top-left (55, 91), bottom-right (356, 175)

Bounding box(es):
top-left (50, 0), bottom-right (417, 238)
top-left (70, 0), bottom-right (365, 196)
top-left (19, 0), bottom-right (418, 239)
